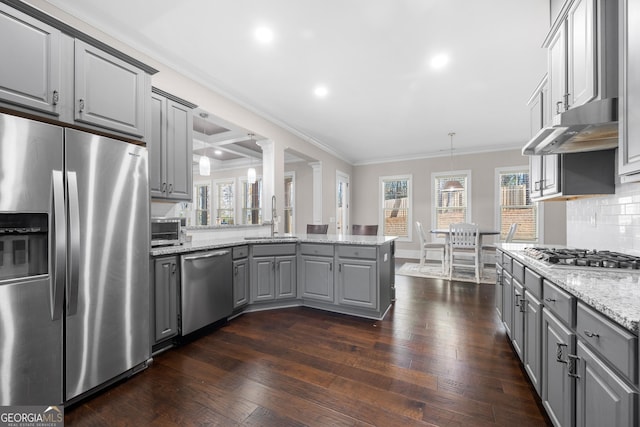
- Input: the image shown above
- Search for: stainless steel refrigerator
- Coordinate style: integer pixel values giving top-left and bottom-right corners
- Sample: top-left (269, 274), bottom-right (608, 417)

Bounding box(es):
top-left (0, 112), bottom-right (150, 405)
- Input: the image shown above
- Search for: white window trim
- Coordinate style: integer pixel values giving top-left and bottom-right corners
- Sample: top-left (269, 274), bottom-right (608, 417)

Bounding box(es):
top-left (213, 177), bottom-right (236, 225)
top-left (431, 169), bottom-right (472, 243)
top-left (493, 166), bottom-right (544, 243)
top-left (239, 175), bottom-right (263, 224)
top-left (284, 171), bottom-right (295, 234)
top-left (379, 174), bottom-right (412, 242)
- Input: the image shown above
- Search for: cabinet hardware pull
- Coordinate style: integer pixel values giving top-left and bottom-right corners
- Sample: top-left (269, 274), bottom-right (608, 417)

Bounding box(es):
top-left (514, 292), bottom-right (521, 307)
top-left (556, 101), bottom-right (563, 114)
top-left (168, 183), bottom-right (173, 193)
top-left (496, 273), bottom-right (502, 285)
top-left (172, 264), bottom-right (176, 274)
top-left (563, 93), bottom-right (570, 110)
top-left (567, 354), bottom-right (580, 378)
top-left (534, 180), bottom-right (541, 191)
top-left (519, 299), bottom-right (527, 312)
top-left (272, 261), bottom-right (275, 271)
top-left (162, 182), bottom-right (167, 193)
top-left (52, 90), bottom-right (59, 105)
top-left (584, 330), bottom-right (600, 338)
top-left (556, 343), bottom-right (567, 363)
top-left (544, 297), bottom-right (556, 303)
top-left (339, 264), bottom-right (342, 272)
top-left (329, 263), bottom-right (332, 272)
top-left (234, 265), bottom-right (238, 275)
top-left (79, 98), bottom-right (85, 112)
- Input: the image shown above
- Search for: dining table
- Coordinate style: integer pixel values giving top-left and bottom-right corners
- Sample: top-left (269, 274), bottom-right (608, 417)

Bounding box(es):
top-left (430, 228), bottom-right (500, 271)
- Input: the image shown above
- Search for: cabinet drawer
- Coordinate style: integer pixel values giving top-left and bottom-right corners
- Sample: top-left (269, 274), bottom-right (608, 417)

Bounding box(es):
top-left (232, 245), bottom-right (248, 259)
top-left (300, 243), bottom-right (334, 257)
top-left (542, 279), bottom-right (575, 327)
top-left (337, 245), bottom-right (376, 260)
top-left (524, 268), bottom-right (542, 299)
top-left (576, 302), bottom-right (638, 383)
top-left (512, 259), bottom-right (525, 283)
top-left (503, 254), bottom-right (513, 273)
top-left (252, 243), bottom-right (296, 257)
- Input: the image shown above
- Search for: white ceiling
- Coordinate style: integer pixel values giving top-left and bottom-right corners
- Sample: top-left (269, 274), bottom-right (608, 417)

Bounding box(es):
top-left (45, 0), bottom-right (549, 164)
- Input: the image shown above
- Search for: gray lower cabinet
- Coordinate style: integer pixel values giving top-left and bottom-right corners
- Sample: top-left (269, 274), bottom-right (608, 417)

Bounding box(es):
top-left (575, 340), bottom-right (637, 427)
top-left (524, 290), bottom-right (543, 395)
top-left (74, 39), bottom-right (147, 138)
top-left (542, 308), bottom-right (575, 427)
top-left (495, 265), bottom-right (503, 319)
top-left (152, 256), bottom-right (179, 344)
top-left (336, 245), bottom-right (378, 310)
top-left (0, 4), bottom-right (61, 116)
top-left (149, 88), bottom-right (194, 200)
top-left (275, 256), bottom-right (296, 299)
top-left (502, 271), bottom-right (514, 338)
top-left (233, 258), bottom-right (249, 308)
top-left (250, 243), bottom-right (297, 303)
top-left (299, 255), bottom-right (334, 302)
top-left (512, 279), bottom-right (525, 362)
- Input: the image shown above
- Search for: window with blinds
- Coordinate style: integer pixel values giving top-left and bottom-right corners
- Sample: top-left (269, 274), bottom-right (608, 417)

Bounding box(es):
top-left (381, 176), bottom-right (411, 239)
top-left (242, 179), bottom-right (262, 224)
top-left (215, 180), bottom-right (235, 225)
top-left (195, 184), bottom-right (210, 225)
top-left (498, 170), bottom-right (537, 241)
top-left (434, 174), bottom-right (469, 229)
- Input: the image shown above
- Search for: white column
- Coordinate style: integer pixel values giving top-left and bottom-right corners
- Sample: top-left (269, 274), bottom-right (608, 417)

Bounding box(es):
top-left (309, 161), bottom-right (322, 224)
top-left (257, 139), bottom-right (284, 224)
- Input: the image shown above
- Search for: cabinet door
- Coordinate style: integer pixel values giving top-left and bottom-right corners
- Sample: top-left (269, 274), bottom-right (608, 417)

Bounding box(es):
top-left (164, 99), bottom-right (193, 200)
top-left (149, 93), bottom-right (166, 198)
top-left (251, 257), bottom-right (275, 302)
top-left (567, 0), bottom-right (596, 109)
top-left (0, 4), bottom-right (61, 115)
top-left (542, 309), bottom-right (575, 427)
top-left (542, 154), bottom-right (561, 196)
top-left (548, 22), bottom-right (567, 118)
top-left (575, 340), bottom-right (637, 427)
top-left (512, 279), bottom-right (525, 362)
top-left (530, 156), bottom-right (543, 198)
top-left (300, 255), bottom-right (334, 302)
top-left (233, 259), bottom-right (249, 308)
top-left (338, 259), bottom-right (377, 310)
top-left (275, 255), bottom-right (296, 299)
top-left (524, 291), bottom-right (542, 396)
top-left (74, 40), bottom-right (146, 137)
top-left (495, 266), bottom-right (503, 319)
top-left (153, 257), bottom-right (178, 343)
top-left (619, 0), bottom-right (640, 176)
top-left (502, 272), bottom-right (513, 338)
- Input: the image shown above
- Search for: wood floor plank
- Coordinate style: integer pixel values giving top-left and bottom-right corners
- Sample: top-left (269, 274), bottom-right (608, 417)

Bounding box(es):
top-left (65, 265), bottom-right (551, 426)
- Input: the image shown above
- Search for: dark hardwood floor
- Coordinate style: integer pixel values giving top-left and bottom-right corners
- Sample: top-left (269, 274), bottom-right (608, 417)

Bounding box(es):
top-left (65, 264), bottom-right (551, 426)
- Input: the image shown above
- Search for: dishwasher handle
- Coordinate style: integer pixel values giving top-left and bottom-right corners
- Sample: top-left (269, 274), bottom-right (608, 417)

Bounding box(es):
top-left (183, 250), bottom-right (230, 261)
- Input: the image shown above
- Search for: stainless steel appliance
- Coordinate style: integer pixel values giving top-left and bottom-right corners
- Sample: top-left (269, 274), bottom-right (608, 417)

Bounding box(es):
top-left (0, 113), bottom-right (150, 405)
top-left (524, 247), bottom-right (640, 269)
top-left (180, 249), bottom-right (232, 335)
top-left (151, 217), bottom-right (182, 247)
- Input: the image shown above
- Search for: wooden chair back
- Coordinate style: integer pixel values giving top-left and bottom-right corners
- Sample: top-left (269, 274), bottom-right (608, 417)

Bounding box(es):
top-left (449, 223), bottom-right (479, 248)
top-left (306, 224), bottom-right (329, 234)
top-left (352, 224), bottom-right (378, 236)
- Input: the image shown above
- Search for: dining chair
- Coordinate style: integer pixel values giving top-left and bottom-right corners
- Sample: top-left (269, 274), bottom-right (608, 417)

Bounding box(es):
top-left (352, 224), bottom-right (378, 235)
top-left (306, 224), bottom-right (329, 234)
top-left (448, 222), bottom-right (480, 284)
top-left (415, 221), bottom-right (445, 273)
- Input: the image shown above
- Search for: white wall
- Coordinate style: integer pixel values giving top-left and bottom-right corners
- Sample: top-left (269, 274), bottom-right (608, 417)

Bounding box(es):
top-left (567, 180), bottom-right (640, 256)
top-left (352, 149), bottom-right (567, 256)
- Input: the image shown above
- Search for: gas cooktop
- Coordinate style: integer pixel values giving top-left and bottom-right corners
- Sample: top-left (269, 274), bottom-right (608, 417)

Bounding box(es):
top-left (523, 247), bottom-right (640, 269)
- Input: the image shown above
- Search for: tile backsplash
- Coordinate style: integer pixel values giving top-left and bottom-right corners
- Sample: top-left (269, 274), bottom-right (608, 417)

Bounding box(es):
top-left (567, 181), bottom-right (640, 256)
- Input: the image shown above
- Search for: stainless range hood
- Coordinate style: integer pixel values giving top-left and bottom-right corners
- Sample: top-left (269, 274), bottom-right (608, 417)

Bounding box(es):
top-left (522, 98), bottom-right (618, 155)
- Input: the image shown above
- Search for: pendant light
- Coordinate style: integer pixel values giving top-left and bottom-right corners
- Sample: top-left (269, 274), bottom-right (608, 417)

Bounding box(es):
top-left (247, 133), bottom-right (257, 184)
top-left (198, 116), bottom-right (211, 176)
top-left (443, 132), bottom-right (463, 192)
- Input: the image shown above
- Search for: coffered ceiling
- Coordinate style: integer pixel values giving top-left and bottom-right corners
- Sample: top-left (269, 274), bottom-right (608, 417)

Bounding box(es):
top-left (44, 0), bottom-right (549, 164)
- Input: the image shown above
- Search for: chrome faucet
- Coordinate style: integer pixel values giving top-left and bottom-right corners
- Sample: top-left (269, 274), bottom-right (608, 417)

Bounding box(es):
top-left (271, 194), bottom-right (277, 236)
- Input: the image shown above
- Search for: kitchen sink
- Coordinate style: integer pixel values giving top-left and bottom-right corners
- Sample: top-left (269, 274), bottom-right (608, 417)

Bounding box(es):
top-left (244, 236), bottom-right (298, 240)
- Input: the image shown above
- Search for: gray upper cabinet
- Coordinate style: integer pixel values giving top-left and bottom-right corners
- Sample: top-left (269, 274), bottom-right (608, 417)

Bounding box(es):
top-left (566, 0), bottom-right (596, 109)
top-left (619, 0), bottom-right (640, 180)
top-left (74, 40), bottom-right (147, 138)
top-left (149, 88), bottom-right (194, 201)
top-left (0, 4), bottom-right (61, 116)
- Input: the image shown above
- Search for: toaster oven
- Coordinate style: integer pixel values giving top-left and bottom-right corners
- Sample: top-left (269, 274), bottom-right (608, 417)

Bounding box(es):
top-left (151, 217), bottom-right (182, 247)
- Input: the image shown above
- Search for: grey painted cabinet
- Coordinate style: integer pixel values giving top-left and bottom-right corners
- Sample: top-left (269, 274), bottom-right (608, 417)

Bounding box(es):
top-left (74, 40), bottom-right (147, 137)
top-left (251, 255), bottom-right (296, 302)
top-left (149, 89), bottom-right (194, 200)
top-left (152, 256), bottom-right (179, 344)
top-left (512, 279), bottom-right (525, 362)
top-left (337, 258), bottom-right (377, 310)
top-left (233, 258), bottom-right (249, 308)
top-left (542, 308), bottom-right (575, 427)
top-left (575, 340), bottom-right (637, 427)
top-left (502, 271), bottom-right (514, 338)
top-left (275, 256), bottom-right (296, 299)
top-left (0, 4), bottom-right (61, 116)
top-left (620, 0), bottom-right (640, 179)
top-left (524, 290), bottom-right (543, 395)
top-left (299, 255), bottom-right (334, 302)
top-left (495, 265), bottom-right (503, 319)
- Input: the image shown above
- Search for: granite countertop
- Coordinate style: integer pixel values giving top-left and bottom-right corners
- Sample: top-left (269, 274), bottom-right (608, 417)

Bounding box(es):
top-left (150, 234), bottom-right (396, 257)
top-left (498, 244), bottom-right (640, 334)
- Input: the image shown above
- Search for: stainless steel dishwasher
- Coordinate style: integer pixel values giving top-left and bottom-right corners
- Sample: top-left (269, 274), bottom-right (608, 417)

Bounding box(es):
top-left (180, 249), bottom-right (232, 335)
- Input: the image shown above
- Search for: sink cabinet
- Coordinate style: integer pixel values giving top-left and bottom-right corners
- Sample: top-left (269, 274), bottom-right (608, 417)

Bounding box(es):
top-left (250, 243), bottom-right (297, 303)
top-left (149, 88), bottom-right (195, 201)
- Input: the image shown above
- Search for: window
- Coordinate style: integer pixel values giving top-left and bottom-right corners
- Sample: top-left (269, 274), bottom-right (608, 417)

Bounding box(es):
top-left (433, 171), bottom-right (470, 230)
top-left (284, 173), bottom-right (295, 234)
top-left (194, 184), bottom-right (210, 226)
top-left (380, 175), bottom-right (411, 240)
top-left (497, 168), bottom-right (538, 242)
top-left (214, 179), bottom-right (235, 225)
top-left (241, 178), bottom-right (262, 224)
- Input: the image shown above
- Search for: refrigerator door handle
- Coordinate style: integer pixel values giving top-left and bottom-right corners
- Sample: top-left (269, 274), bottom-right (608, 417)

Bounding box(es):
top-left (66, 171), bottom-right (81, 316)
top-left (50, 170), bottom-right (66, 321)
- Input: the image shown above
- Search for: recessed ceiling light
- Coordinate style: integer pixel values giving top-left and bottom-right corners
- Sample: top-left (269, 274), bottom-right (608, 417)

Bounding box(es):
top-left (214, 150), bottom-right (222, 156)
top-left (314, 86), bottom-right (328, 98)
top-left (255, 26), bottom-right (274, 44)
top-left (430, 53), bottom-right (450, 70)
